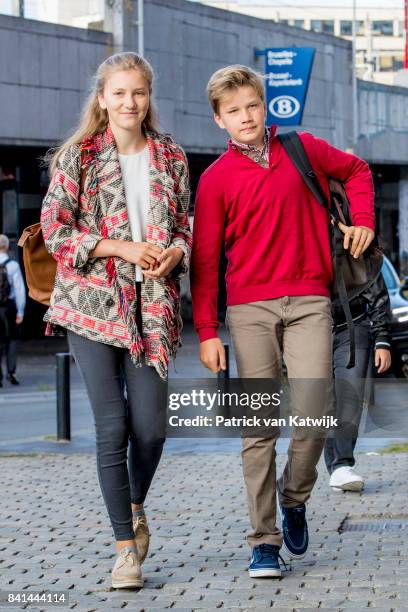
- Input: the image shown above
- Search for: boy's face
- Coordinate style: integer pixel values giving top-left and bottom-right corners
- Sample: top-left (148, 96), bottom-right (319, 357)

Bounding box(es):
top-left (214, 85), bottom-right (266, 147)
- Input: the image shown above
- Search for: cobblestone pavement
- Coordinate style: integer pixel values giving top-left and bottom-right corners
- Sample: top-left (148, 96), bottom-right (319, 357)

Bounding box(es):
top-left (1, 451), bottom-right (407, 611)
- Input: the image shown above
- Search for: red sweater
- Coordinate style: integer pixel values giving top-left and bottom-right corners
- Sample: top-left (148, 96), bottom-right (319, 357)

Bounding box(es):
top-left (191, 127), bottom-right (375, 342)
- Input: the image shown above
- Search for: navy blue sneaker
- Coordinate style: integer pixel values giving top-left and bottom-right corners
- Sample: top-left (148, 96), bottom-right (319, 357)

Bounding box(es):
top-left (279, 503), bottom-right (308, 559)
top-left (248, 544), bottom-right (284, 578)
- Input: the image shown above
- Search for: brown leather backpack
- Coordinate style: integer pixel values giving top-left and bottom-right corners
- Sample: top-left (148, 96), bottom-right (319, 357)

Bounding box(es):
top-left (18, 157), bottom-right (88, 306)
top-left (18, 223), bottom-right (56, 305)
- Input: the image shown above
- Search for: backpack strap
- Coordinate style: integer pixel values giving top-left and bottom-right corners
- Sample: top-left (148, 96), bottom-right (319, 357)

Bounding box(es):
top-left (333, 226), bottom-right (356, 368)
top-left (277, 132), bottom-right (328, 209)
top-left (278, 130), bottom-right (356, 369)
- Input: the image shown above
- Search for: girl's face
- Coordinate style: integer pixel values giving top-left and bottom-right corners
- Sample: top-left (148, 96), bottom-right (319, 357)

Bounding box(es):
top-left (98, 68), bottom-right (150, 133)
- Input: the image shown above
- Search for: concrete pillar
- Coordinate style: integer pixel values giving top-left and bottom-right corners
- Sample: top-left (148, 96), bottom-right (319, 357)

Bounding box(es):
top-left (106, 0), bottom-right (126, 53)
top-left (399, 170), bottom-right (408, 276)
top-left (334, 19), bottom-right (341, 38)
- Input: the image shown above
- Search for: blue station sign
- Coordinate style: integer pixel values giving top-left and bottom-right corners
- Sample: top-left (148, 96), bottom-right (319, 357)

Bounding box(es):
top-left (262, 47), bottom-right (315, 126)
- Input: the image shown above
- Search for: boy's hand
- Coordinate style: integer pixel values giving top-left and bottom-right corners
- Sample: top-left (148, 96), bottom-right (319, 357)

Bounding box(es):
top-left (200, 337), bottom-right (226, 373)
top-left (375, 348), bottom-right (391, 374)
top-left (338, 222), bottom-right (374, 259)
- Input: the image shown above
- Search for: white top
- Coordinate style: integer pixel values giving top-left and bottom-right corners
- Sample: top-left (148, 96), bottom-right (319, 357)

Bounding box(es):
top-left (119, 147), bottom-right (150, 282)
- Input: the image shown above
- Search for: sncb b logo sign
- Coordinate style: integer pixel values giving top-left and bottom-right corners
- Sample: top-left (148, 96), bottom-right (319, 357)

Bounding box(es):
top-left (269, 95), bottom-right (300, 119)
top-left (263, 47), bottom-right (315, 125)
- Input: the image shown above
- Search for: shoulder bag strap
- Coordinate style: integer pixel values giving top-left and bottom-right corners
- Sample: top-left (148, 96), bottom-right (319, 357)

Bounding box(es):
top-left (278, 130), bottom-right (356, 368)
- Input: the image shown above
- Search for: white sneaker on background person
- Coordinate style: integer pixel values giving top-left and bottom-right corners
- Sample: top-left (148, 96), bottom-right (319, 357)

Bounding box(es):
top-left (329, 466), bottom-right (364, 492)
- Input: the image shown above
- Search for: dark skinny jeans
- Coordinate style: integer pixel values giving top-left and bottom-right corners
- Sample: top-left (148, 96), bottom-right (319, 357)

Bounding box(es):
top-left (67, 330), bottom-right (167, 541)
top-left (324, 318), bottom-right (371, 473)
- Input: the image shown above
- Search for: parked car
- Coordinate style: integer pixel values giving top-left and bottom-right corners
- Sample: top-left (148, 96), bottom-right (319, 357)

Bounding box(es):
top-left (382, 256), bottom-right (408, 378)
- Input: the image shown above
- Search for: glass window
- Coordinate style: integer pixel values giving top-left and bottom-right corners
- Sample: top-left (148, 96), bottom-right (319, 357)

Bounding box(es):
top-left (393, 56), bottom-right (404, 71)
top-left (0, 0), bottom-right (18, 16)
top-left (372, 20), bottom-right (394, 36)
top-left (312, 19), bottom-right (341, 34)
top-left (311, 19), bottom-right (323, 32)
top-left (382, 259), bottom-right (399, 291)
top-left (294, 19), bottom-right (305, 29)
top-left (340, 20), bottom-right (352, 35)
top-left (379, 55), bottom-right (393, 71)
top-left (322, 20), bottom-right (334, 34)
top-left (379, 55), bottom-right (404, 72)
top-left (340, 19), bottom-right (364, 36)
top-left (7, 0), bottom-right (108, 30)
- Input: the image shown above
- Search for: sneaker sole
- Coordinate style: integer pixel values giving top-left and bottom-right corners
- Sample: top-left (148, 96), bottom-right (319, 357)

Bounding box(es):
top-left (249, 568), bottom-right (281, 578)
top-left (135, 543), bottom-right (149, 564)
top-left (331, 481), bottom-right (364, 492)
top-left (112, 579), bottom-right (144, 589)
top-left (133, 522), bottom-right (150, 564)
top-left (281, 541), bottom-right (306, 560)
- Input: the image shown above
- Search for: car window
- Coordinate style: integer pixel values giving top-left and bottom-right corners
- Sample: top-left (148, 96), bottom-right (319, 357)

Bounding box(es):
top-left (381, 259), bottom-right (399, 290)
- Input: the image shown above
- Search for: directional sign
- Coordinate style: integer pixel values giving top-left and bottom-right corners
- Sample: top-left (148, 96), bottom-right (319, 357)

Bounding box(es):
top-left (263, 47), bottom-right (315, 126)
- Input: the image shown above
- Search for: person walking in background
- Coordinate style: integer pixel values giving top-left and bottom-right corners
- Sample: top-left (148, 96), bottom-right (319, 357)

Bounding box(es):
top-left (41, 52), bottom-right (191, 589)
top-left (0, 234), bottom-right (26, 386)
top-left (191, 65), bottom-right (375, 579)
top-left (325, 271), bottom-right (392, 492)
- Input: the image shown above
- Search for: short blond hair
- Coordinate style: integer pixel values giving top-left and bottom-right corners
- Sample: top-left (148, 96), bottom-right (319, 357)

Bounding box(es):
top-left (206, 65), bottom-right (265, 114)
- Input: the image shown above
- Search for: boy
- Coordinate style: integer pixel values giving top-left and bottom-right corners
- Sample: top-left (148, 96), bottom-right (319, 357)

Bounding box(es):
top-left (191, 65), bottom-right (376, 578)
top-left (326, 271), bottom-right (391, 491)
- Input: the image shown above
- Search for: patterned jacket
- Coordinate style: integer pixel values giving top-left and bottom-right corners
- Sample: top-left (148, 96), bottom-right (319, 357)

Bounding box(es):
top-left (41, 126), bottom-right (192, 379)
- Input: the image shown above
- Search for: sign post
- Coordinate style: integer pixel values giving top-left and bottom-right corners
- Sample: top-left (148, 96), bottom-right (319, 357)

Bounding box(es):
top-left (261, 47), bottom-right (315, 126)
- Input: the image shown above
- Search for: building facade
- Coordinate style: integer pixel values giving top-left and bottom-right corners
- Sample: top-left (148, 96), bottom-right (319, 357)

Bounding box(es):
top-left (190, 1), bottom-right (405, 87)
top-left (0, 0), bottom-right (407, 335)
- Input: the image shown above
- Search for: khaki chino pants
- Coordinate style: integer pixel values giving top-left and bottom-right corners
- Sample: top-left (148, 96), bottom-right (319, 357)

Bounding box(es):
top-left (226, 295), bottom-right (333, 549)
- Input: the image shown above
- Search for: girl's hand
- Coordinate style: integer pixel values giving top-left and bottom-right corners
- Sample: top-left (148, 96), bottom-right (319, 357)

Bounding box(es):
top-left (143, 247), bottom-right (184, 279)
top-left (375, 348), bottom-right (391, 374)
top-left (118, 241), bottom-right (163, 268)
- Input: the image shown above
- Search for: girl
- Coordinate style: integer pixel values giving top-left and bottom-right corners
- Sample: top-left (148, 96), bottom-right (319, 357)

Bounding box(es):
top-left (41, 52), bottom-right (191, 589)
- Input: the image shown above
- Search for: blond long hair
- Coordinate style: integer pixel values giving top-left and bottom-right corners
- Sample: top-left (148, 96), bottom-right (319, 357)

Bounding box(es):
top-left (46, 52), bottom-right (160, 176)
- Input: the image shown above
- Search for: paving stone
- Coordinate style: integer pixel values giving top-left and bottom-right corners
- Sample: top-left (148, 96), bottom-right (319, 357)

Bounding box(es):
top-left (1, 453), bottom-right (408, 610)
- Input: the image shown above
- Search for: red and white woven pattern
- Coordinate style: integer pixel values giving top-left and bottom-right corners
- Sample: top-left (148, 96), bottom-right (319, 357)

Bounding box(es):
top-left (41, 126), bottom-right (191, 379)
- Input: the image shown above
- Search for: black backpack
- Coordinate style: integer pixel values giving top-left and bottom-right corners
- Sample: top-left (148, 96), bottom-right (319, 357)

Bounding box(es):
top-left (0, 258), bottom-right (11, 305)
top-left (278, 131), bottom-right (383, 368)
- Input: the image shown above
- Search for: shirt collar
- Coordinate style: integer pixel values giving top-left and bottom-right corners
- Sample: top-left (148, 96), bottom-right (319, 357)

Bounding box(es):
top-left (229, 125), bottom-right (276, 162)
top-left (0, 252), bottom-right (8, 262)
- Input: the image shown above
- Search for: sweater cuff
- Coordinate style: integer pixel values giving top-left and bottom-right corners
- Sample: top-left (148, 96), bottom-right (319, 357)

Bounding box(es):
top-left (198, 327), bottom-right (218, 342)
top-left (375, 339), bottom-right (391, 349)
top-left (169, 240), bottom-right (189, 280)
top-left (351, 213), bottom-right (375, 231)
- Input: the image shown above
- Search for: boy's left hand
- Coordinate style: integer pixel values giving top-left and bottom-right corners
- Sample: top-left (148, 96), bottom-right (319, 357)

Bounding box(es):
top-left (338, 223), bottom-right (375, 259)
top-left (375, 348), bottom-right (391, 374)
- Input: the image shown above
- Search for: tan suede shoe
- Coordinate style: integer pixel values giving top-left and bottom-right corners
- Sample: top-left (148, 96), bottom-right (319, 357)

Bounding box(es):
top-left (133, 514), bottom-right (150, 563)
top-left (111, 547), bottom-right (143, 589)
